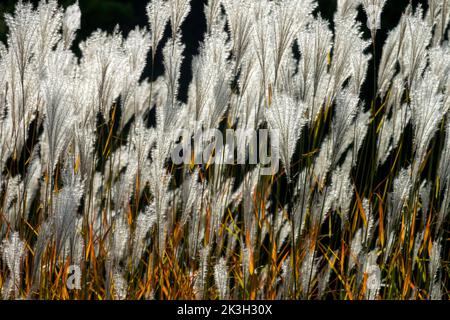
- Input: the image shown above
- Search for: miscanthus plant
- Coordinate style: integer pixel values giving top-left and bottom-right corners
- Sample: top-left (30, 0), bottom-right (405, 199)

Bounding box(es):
top-left (0, 0), bottom-right (449, 300)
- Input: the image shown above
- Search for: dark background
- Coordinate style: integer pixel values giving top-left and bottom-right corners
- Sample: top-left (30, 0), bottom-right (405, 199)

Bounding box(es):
top-left (0, 0), bottom-right (430, 103)
top-left (0, 0), bottom-right (430, 42)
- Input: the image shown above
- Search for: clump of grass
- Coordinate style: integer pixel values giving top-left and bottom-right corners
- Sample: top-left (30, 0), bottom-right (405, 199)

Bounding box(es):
top-left (0, 0), bottom-right (449, 300)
